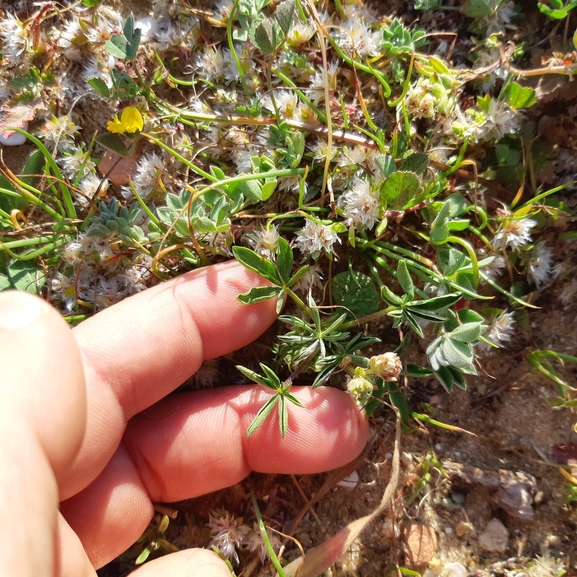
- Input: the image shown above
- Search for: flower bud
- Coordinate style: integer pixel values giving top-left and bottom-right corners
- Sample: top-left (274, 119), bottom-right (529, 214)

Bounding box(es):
top-left (367, 352), bottom-right (402, 382)
top-left (347, 376), bottom-right (374, 406)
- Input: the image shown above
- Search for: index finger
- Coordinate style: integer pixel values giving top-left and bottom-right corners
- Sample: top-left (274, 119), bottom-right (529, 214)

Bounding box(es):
top-left (62, 260), bottom-right (277, 500)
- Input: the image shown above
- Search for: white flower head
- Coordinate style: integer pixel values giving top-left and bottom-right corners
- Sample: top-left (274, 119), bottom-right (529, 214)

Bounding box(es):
top-left (479, 252), bottom-right (507, 282)
top-left (478, 310), bottom-right (515, 352)
top-left (194, 46), bottom-right (225, 83)
top-left (245, 225), bottom-right (280, 259)
top-left (337, 177), bottom-right (381, 230)
top-left (58, 149), bottom-right (96, 181)
top-left (0, 12), bottom-right (29, 67)
top-left (308, 61), bottom-right (339, 103)
top-left (245, 525), bottom-right (282, 564)
top-left (493, 217), bottom-right (536, 251)
top-left (292, 263), bottom-right (324, 294)
top-left (479, 98), bottom-right (520, 141)
top-left (336, 18), bottom-right (381, 58)
top-left (122, 153), bottom-right (165, 200)
top-left (50, 271), bottom-right (77, 312)
top-left (78, 174), bottom-right (108, 207)
top-left (527, 241), bottom-right (554, 289)
top-left (208, 512), bottom-right (250, 565)
top-left (295, 219), bottom-right (341, 260)
top-left (477, 0), bottom-right (517, 36)
top-left (287, 20), bottom-right (317, 45)
top-left (39, 115), bottom-right (80, 154)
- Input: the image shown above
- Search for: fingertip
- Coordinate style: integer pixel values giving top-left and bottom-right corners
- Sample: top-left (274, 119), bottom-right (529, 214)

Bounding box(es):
top-left (128, 549), bottom-right (231, 577)
top-left (242, 386), bottom-right (369, 474)
top-left (0, 290), bottom-right (86, 480)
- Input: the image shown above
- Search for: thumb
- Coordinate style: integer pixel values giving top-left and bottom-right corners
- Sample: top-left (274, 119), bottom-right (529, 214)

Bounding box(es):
top-left (128, 549), bottom-right (232, 577)
top-left (0, 291), bottom-right (86, 576)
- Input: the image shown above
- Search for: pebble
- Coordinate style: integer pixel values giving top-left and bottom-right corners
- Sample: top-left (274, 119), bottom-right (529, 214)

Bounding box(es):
top-left (443, 562), bottom-right (468, 577)
top-left (337, 470), bottom-right (359, 489)
top-left (478, 518), bottom-right (509, 553)
top-left (402, 521), bottom-right (438, 567)
top-left (545, 534), bottom-right (562, 548)
top-left (0, 128), bottom-right (27, 146)
top-left (455, 521), bottom-right (474, 537)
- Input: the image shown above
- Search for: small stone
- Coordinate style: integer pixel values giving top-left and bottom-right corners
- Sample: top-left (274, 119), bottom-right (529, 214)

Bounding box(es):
top-left (455, 521), bottom-right (473, 537)
top-left (443, 562), bottom-right (468, 577)
top-left (0, 128), bottom-right (27, 146)
top-left (545, 534), bottom-right (562, 548)
top-left (478, 518), bottom-right (508, 553)
top-left (383, 520), bottom-right (399, 538)
top-left (337, 470), bottom-right (359, 489)
top-left (402, 452), bottom-right (414, 466)
top-left (402, 521), bottom-right (438, 568)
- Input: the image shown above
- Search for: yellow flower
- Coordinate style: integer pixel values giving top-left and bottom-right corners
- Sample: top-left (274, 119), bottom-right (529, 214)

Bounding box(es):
top-left (107, 106), bottom-right (144, 134)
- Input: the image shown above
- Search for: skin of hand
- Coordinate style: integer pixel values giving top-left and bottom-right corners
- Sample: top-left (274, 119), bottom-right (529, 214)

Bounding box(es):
top-left (0, 260), bottom-right (369, 577)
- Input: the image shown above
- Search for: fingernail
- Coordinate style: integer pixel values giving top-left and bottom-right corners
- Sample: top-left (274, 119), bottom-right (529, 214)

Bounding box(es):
top-left (0, 291), bottom-right (42, 329)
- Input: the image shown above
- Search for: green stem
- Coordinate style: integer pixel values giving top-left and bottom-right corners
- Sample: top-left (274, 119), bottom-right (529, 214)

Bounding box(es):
top-left (445, 235), bottom-right (479, 288)
top-left (272, 68), bottom-right (328, 123)
top-left (387, 52), bottom-right (415, 107)
top-left (322, 34), bottom-right (392, 98)
top-left (228, 0), bottom-right (249, 94)
top-left (358, 239), bottom-right (487, 300)
top-left (0, 186), bottom-right (63, 222)
top-left (250, 483), bottom-right (286, 577)
top-left (13, 129), bottom-right (77, 220)
top-left (0, 234), bottom-right (71, 250)
top-left (0, 235), bottom-right (71, 260)
top-left (143, 134), bottom-right (216, 182)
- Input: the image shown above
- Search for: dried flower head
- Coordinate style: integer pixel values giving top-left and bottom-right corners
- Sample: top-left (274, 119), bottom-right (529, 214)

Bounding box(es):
top-left (347, 375), bottom-right (375, 406)
top-left (367, 352), bottom-right (402, 381)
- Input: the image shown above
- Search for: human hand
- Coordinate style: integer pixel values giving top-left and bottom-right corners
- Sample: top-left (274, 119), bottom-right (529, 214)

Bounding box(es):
top-left (0, 260), bottom-right (368, 577)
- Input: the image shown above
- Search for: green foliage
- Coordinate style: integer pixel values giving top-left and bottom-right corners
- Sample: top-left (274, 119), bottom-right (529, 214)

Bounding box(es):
top-left (105, 15), bottom-right (141, 60)
top-left (239, 0), bottom-right (295, 54)
top-left (236, 363), bottom-right (304, 437)
top-left (88, 198), bottom-right (147, 245)
top-left (156, 188), bottom-right (237, 240)
top-left (501, 81), bottom-right (536, 109)
top-left (0, 260), bottom-right (46, 293)
top-left (426, 309), bottom-right (486, 391)
top-left (538, 0), bottom-right (577, 19)
top-left (382, 18), bottom-right (428, 56)
top-left (381, 260), bottom-right (462, 339)
top-left (414, 0), bottom-right (442, 9)
top-left (332, 270), bottom-right (380, 318)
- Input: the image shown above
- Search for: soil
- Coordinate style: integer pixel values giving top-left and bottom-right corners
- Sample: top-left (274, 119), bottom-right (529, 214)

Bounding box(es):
top-left (1, 0), bottom-right (576, 575)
